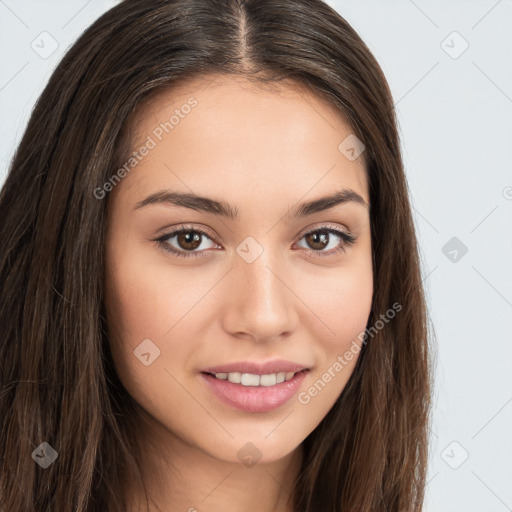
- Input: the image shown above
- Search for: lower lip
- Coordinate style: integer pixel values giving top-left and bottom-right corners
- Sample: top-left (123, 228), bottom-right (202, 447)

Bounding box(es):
top-left (200, 370), bottom-right (309, 413)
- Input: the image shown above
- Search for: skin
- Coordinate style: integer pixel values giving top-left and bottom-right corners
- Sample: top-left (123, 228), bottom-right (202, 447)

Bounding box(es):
top-left (104, 74), bottom-right (373, 512)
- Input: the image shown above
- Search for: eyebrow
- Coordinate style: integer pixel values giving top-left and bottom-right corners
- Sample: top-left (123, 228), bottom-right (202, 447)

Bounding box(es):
top-left (134, 189), bottom-right (368, 219)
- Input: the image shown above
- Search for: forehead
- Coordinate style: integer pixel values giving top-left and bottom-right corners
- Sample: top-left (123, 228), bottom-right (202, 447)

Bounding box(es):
top-left (117, 74), bottom-right (369, 210)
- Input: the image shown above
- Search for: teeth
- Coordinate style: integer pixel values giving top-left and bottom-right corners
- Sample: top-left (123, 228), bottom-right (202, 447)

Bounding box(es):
top-left (259, 373), bottom-right (277, 386)
top-left (227, 372), bottom-right (241, 384)
top-left (214, 371), bottom-right (300, 386)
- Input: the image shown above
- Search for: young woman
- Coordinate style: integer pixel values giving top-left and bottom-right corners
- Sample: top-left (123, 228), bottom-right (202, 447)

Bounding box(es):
top-left (0, 0), bottom-right (434, 511)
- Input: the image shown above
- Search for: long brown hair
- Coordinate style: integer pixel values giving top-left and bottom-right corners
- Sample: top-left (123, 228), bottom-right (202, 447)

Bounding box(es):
top-left (0, 0), bottom-right (434, 510)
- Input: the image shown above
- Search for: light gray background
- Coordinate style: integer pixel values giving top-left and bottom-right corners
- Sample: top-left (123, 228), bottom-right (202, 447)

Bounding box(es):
top-left (1, 1), bottom-right (511, 511)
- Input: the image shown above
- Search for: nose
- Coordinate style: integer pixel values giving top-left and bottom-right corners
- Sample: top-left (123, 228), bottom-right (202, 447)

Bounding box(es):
top-left (221, 248), bottom-right (299, 343)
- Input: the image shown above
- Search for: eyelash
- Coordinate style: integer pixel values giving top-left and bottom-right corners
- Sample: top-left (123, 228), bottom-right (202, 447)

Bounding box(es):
top-left (154, 224), bottom-right (357, 259)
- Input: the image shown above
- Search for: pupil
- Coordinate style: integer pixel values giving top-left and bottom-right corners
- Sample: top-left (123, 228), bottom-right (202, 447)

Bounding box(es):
top-left (308, 231), bottom-right (328, 250)
top-left (179, 231), bottom-right (201, 250)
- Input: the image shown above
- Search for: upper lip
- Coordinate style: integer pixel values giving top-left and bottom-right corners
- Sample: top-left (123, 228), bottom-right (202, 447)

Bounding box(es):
top-left (202, 359), bottom-right (310, 375)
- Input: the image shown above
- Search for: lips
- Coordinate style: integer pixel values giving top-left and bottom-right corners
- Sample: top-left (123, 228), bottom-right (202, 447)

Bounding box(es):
top-left (201, 369), bottom-right (309, 412)
top-left (201, 359), bottom-right (309, 375)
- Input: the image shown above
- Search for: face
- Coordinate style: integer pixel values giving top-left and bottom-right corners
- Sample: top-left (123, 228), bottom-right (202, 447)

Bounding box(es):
top-left (104, 75), bottom-right (373, 466)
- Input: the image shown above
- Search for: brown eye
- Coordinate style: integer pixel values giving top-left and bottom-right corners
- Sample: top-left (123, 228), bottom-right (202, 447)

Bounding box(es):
top-left (175, 231), bottom-right (202, 251)
top-left (154, 226), bottom-right (218, 258)
top-left (297, 226), bottom-right (357, 257)
top-left (304, 230), bottom-right (330, 250)
top-left (154, 224), bottom-right (357, 260)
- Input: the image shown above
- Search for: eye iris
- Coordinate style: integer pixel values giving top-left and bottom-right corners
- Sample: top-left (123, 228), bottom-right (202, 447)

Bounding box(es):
top-left (177, 231), bottom-right (201, 250)
top-left (306, 230), bottom-right (329, 250)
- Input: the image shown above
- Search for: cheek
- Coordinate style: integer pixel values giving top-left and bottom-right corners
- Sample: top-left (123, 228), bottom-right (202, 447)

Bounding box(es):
top-left (104, 250), bottom-right (200, 420)
top-left (104, 235), bottom-right (175, 379)
top-left (105, 234), bottom-right (197, 343)
top-left (296, 249), bottom-right (373, 349)
top-left (293, 254), bottom-right (373, 410)
top-left (321, 273), bottom-right (372, 336)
